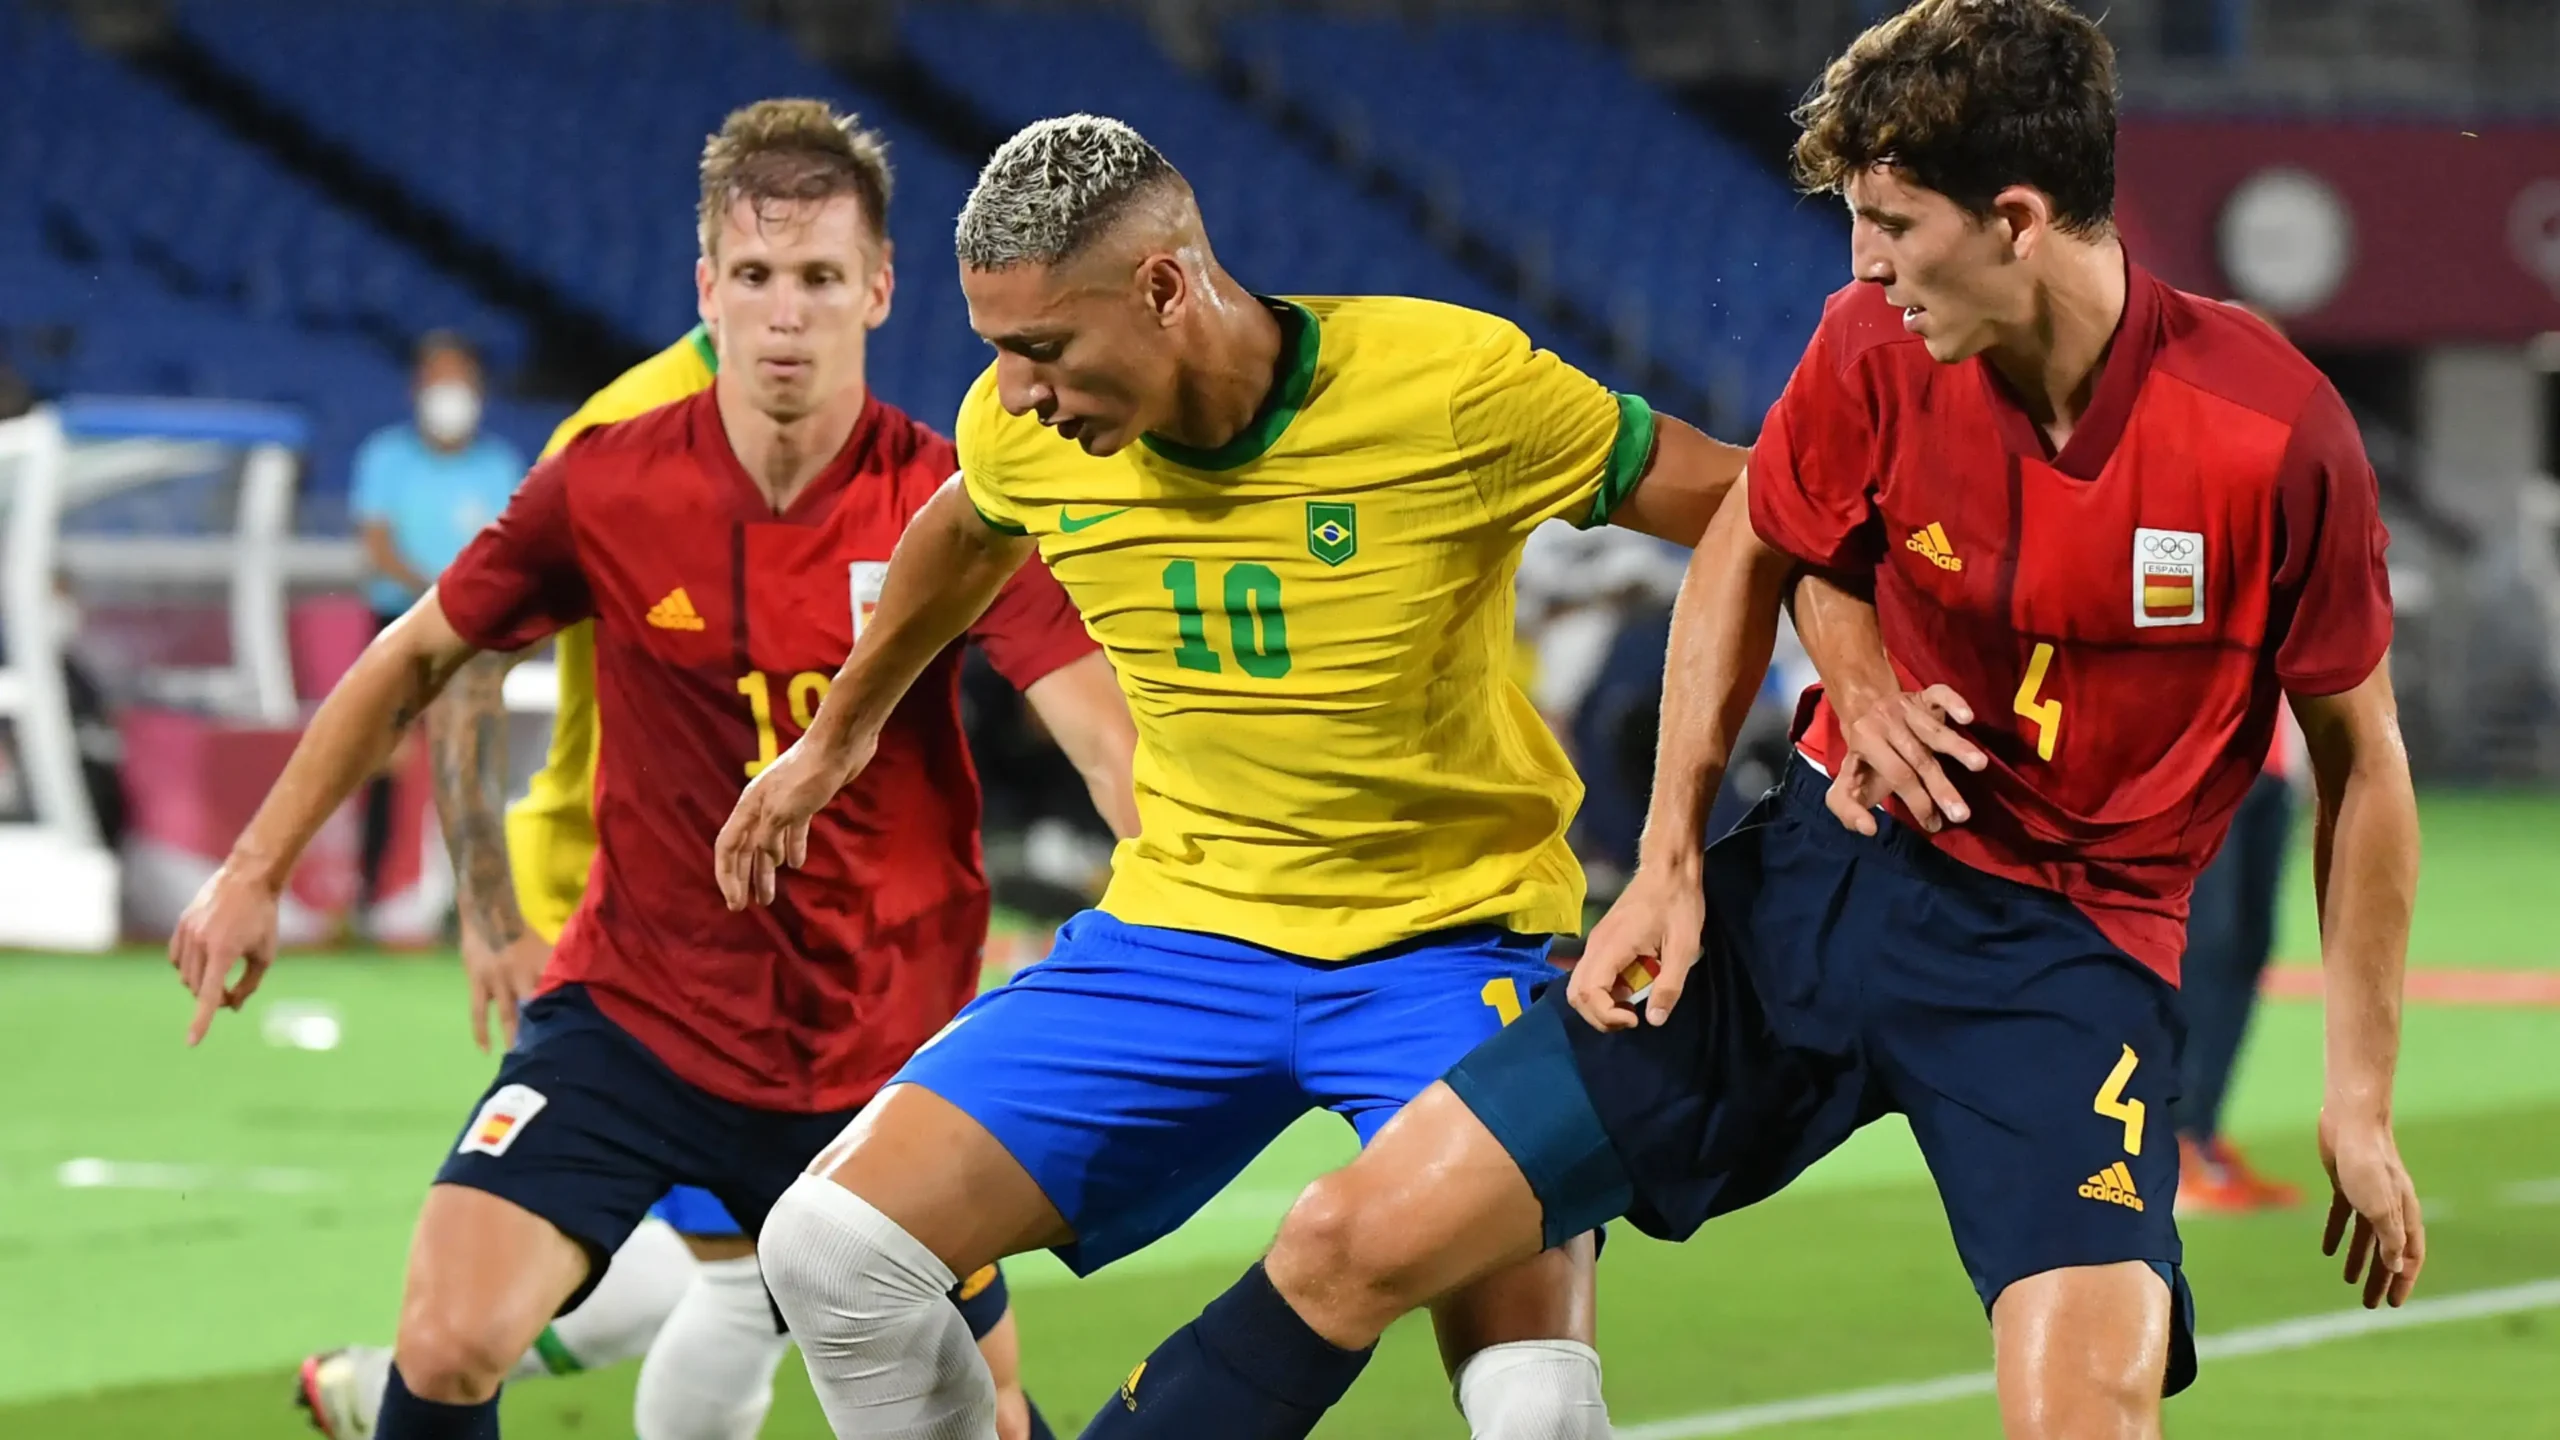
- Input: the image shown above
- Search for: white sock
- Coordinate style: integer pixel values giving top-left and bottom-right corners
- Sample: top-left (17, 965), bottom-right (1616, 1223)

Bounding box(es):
top-left (633, 1256), bottom-right (793, 1440)
top-left (758, 1173), bottom-right (996, 1440)
top-left (508, 1217), bottom-right (698, 1379)
top-left (1455, 1340), bottom-right (1612, 1440)
top-left (341, 1345), bottom-right (396, 1433)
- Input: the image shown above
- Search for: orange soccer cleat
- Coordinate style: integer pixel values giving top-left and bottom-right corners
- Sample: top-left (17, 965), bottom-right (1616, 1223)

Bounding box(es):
top-left (2177, 1134), bottom-right (2304, 1214)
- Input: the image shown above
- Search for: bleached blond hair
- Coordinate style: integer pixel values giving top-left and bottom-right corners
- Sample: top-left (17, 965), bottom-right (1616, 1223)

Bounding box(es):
top-left (955, 114), bottom-right (1182, 270)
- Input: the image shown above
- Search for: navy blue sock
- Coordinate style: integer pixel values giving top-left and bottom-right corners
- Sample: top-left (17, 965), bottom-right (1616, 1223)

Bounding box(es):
top-left (376, 1364), bottom-right (500, 1439)
top-left (1025, 1391), bottom-right (1058, 1440)
top-left (1078, 1262), bottom-right (1372, 1439)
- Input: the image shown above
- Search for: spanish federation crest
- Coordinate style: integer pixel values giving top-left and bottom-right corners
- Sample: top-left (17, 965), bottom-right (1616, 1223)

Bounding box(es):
top-left (1307, 502), bottom-right (1357, 567)
top-left (2131, 527), bottom-right (2204, 628)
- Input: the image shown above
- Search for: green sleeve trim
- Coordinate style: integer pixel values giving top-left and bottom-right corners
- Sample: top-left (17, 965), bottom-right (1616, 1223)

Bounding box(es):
top-left (969, 492), bottom-right (1029, 536)
top-left (685, 324), bottom-right (717, 375)
top-left (1581, 392), bottom-right (1657, 528)
top-left (532, 1326), bottom-right (584, 1376)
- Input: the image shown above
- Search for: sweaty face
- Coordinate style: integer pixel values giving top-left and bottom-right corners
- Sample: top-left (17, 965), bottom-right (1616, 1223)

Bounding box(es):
top-left (1845, 166), bottom-right (2025, 364)
top-left (962, 259), bottom-right (1179, 457)
top-left (697, 195), bottom-right (892, 423)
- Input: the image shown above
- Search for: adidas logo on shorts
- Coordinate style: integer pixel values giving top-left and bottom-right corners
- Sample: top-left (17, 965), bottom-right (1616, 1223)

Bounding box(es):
top-left (2079, 1160), bottom-right (2145, 1212)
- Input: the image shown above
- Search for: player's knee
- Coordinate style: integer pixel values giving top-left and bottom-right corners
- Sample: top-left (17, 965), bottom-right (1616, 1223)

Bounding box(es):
top-left (391, 1308), bottom-right (519, 1405)
top-left (757, 1173), bottom-right (994, 1423)
top-left (1272, 1171), bottom-right (1430, 1318)
top-left (2000, 1340), bottom-right (2160, 1440)
top-left (1454, 1341), bottom-right (1610, 1440)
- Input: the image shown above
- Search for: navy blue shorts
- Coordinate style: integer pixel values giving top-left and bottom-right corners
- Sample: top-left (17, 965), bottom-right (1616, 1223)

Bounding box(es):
top-left (436, 985), bottom-right (865, 1310)
top-left (1448, 762), bottom-right (2198, 1394)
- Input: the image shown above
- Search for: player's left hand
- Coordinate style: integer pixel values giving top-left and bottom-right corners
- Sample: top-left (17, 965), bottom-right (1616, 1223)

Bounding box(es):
top-left (1828, 683), bottom-right (1985, 835)
top-left (715, 729), bottom-right (876, 909)
top-left (1569, 859), bottom-right (1707, 1031)
top-left (169, 862), bottom-right (279, 1046)
top-left (2319, 1107), bottom-right (2426, 1308)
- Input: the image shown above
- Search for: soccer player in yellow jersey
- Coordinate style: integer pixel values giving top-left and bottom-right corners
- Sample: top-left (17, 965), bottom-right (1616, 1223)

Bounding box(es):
top-left (714, 115), bottom-right (1748, 1439)
top-left (297, 329), bottom-right (1056, 1440)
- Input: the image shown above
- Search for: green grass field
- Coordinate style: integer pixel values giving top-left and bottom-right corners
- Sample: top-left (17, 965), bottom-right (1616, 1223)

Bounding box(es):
top-left (4, 792), bottom-right (2557, 1438)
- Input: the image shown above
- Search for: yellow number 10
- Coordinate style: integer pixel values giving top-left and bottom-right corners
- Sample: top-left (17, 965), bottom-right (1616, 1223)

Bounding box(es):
top-left (737, 670), bottom-right (834, 778)
top-left (2013, 641), bottom-right (2062, 762)
top-left (1480, 978), bottom-right (1524, 1027)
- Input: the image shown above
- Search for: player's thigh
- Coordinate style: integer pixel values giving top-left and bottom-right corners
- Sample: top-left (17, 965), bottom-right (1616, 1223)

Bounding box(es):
top-left (431, 988), bottom-right (699, 1310)
top-left (1877, 895), bottom-right (2195, 1396)
top-left (874, 911), bottom-right (1307, 1276)
top-left (1427, 1232), bottom-right (1597, 1376)
top-left (1991, 1261), bottom-right (2174, 1440)
top-left (398, 1183), bottom-right (592, 1387)
top-left (1270, 1079), bottom-right (1554, 1342)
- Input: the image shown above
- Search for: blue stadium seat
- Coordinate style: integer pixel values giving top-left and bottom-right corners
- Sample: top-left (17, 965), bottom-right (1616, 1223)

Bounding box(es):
top-left (1226, 13), bottom-right (1844, 428)
top-left (894, 6), bottom-right (1642, 388)
top-left (182, 0), bottom-right (989, 430)
top-left (0, 2), bottom-right (556, 514)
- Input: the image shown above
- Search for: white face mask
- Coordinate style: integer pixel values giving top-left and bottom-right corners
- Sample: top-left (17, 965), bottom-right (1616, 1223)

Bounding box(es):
top-left (417, 381), bottom-right (482, 446)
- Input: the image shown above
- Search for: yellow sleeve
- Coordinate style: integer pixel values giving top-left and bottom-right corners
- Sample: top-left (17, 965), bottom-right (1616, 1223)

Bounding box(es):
top-left (955, 366), bottom-right (1029, 535)
top-left (1450, 322), bottom-right (1656, 533)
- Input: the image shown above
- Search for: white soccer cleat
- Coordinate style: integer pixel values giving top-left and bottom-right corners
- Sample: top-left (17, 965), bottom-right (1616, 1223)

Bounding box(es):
top-left (295, 1346), bottom-right (387, 1439)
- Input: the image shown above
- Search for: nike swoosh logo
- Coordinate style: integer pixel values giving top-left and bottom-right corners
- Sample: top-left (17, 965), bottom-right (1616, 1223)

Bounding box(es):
top-left (1057, 507), bottom-right (1131, 533)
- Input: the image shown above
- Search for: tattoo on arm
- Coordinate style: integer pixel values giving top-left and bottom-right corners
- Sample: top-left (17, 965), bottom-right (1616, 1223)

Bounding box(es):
top-left (427, 651), bottom-right (528, 951)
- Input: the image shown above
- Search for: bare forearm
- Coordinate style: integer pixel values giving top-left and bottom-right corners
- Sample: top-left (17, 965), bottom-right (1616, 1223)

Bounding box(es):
top-left (230, 609), bottom-right (474, 892)
top-left (807, 482), bottom-right (1032, 757)
top-left (1788, 569), bottom-right (1896, 721)
top-left (2311, 735), bottom-right (2419, 1121)
top-left (428, 650), bottom-right (528, 950)
top-left (1639, 485), bottom-right (1790, 866)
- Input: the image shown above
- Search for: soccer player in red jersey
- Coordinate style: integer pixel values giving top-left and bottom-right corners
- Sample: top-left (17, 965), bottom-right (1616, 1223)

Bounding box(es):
top-left (166, 101), bottom-right (1133, 1440)
top-left (1073, 4), bottom-right (2424, 1437)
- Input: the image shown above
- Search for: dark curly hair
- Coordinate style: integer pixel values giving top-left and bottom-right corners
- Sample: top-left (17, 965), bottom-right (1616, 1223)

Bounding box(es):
top-left (1792, 0), bottom-right (2118, 234)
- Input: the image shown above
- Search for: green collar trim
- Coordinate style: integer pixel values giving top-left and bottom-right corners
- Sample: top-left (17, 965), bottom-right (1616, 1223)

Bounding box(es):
top-left (687, 324), bottom-right (718, 374)
top-left (1140, 298), bottom-right (1319, 471)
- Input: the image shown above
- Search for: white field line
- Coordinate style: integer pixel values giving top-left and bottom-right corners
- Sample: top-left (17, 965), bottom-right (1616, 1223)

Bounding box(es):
top-left (1620, 1276), bottom-right (2560, 1439)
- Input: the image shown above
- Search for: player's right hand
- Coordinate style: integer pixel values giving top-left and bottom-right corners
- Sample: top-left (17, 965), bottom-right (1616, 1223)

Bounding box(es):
top-left (169, 862), bottom-right (280, 1047)
top-left (1569, 860), bottom-right (1706, 1031)
top-left (463, 929), bottom-right (552, 1053)
top-left (714, 729), bottom-right (877, 910)
top-left (2319, 1108), bottom-right (2426, 1308)
top-left (1828, 683), bottom-right (1985, 836)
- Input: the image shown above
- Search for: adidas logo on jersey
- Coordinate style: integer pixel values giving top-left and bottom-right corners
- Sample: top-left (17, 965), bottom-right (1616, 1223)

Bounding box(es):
top-left (2079, 1160), bottom-right (2145, 1212)
top-left (1905, 523), bottom-right (1963, 572)
top-left (647, 587), bottom-right (706, 631)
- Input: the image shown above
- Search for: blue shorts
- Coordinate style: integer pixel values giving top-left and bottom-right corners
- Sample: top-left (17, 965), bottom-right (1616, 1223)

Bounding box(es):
top-left (436, 985), bottom-right (863, 1310)
top-left (894, 911), bottom-right (1561, 1275)
top-left (1448, 762), bottom-right (2199, 1395)
top-left (649, 1186), bottom-right (742, 1237)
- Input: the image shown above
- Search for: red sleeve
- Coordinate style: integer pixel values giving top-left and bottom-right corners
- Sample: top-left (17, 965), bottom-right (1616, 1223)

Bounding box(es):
top-left (2270, 381), bottom-right (2393, 696)
top-left (1746, 319), bottom-right (1885, 572)
top-left (968, 552), bottom-right (1098, 692)
top-left (437, 452), bottom-right (592, 651)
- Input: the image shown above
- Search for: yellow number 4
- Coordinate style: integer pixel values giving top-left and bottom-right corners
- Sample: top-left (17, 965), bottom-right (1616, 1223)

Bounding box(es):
top-left (2013, 641), bottom-right (2061, 762)
top-left (2094, 1044), bottom-right (2145, 1156)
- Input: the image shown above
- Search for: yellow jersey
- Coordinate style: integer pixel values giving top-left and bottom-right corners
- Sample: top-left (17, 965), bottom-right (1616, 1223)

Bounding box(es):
top-left (960, 296), bottom-right (1653, 959)
top-left (504, 327), bottom-right (718, 940)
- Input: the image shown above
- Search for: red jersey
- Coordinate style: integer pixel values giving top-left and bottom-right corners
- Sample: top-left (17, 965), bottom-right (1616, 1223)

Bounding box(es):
top-left (1751, 264), bottom-right (2391, 982)
top-left (439, 390), bottom-right (1097, 1110)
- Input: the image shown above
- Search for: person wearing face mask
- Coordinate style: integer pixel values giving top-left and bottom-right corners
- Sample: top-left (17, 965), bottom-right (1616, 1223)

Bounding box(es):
top-left (348, 332), bottom-right (527, 922)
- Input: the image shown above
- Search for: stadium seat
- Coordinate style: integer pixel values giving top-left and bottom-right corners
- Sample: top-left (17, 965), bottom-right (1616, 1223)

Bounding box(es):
top-left (181, 0), bottom-right (990, 430)
top-left (1225, 13), bottom-right (1844, 427)
top-left (896, 5), bottom-right (1639, 393)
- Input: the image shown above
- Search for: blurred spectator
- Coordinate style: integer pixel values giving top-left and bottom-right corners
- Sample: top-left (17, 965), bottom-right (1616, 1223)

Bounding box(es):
top-left (2176, 718), bottom-right (2304, 1213)
top-left (349, 331), bottom-right (526, 917)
